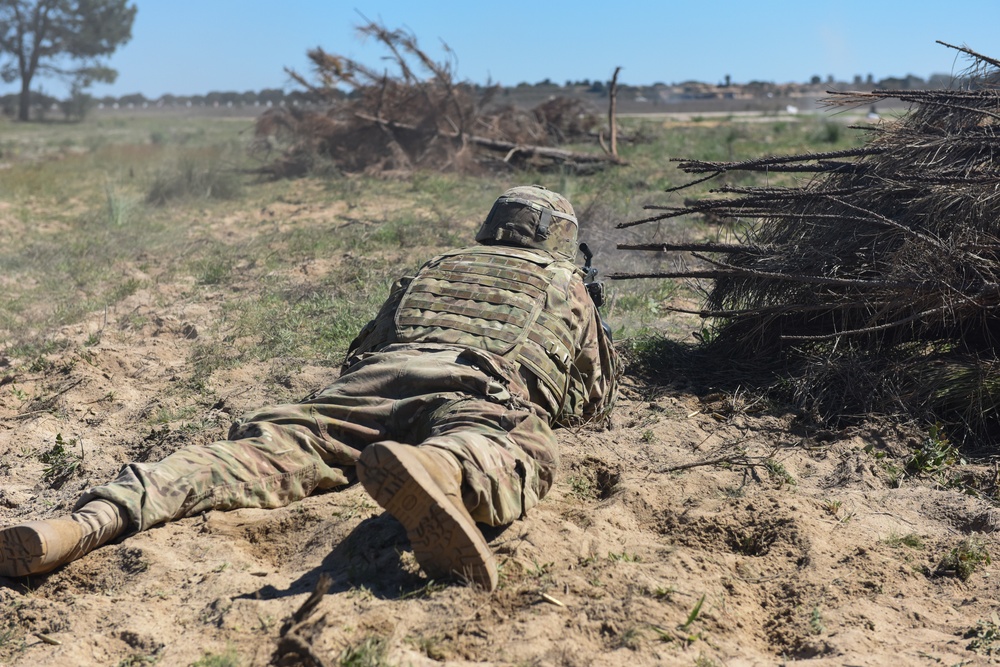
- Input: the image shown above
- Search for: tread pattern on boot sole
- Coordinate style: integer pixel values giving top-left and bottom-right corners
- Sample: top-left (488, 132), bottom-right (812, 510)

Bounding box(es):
top-left (360, 446), bottom-right (497, 590)
top-left (0, 524), bottom-right (47, 578)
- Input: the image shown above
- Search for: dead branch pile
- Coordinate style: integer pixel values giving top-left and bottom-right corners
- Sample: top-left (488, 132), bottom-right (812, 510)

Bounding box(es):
top-left (614, 42), bottom-right (1000, 448)
top-left (251, 21), bottom-right (617, 177)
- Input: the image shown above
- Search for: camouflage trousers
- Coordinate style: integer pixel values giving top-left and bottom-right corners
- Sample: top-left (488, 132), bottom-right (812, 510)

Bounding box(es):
top-left (78, 345), bottom-right (558, 532)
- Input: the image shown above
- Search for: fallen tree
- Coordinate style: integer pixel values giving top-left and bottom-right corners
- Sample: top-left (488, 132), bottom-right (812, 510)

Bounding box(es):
top-left (252, 20), bottom-right (623, 176)
top-left (614, 42), bottom-right (1000, 449)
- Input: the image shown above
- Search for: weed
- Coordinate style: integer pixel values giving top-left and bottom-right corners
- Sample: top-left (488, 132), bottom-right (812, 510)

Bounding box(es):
top-left (966, 614), bottom-right (1000, 656)
top-left (764, 458), bottom-right (796, 486)
top-left (337, 636), bottom-right (391, 667)
top-left (609, 280), bottom-right (678, 337)
top-left (398, 580), bottom-right (447, 600)
top-left (884, 532), bottom-right (924, 549)
top-left (116, 654), bottom-right (160, 667)
top-left (641, 429), bottom-right (656, 443)
top-left (721, 483), bottom-right (745, 499)
top-left (146, 158), bottom-right (243, 205)
top-left (189, 646), bottom-right (241, 667)
top-left (811, 121), bottom-right (843, 144)
top-left (0, 609), bottom-right (23, 656)
top-left (526, 559), bottom-right (553, 578)
top-left (347, 584), bottom-right (374, 601)
top-left (104, 180), bottom-right (141, 226)
top-left (681, 594), bottom-right (706, 632)
top-left (693, 655), bottom-right (721, 667)
top-left (29, 355), bottom-right (52, 373)
top-left (821, 499), bottom-right (842, 517)
top-left (110, 277), bottom-right (142, 302)
top-left (193, 255), bottom-right (234, 286)
top-left (937, 537), bottom-right (992, 581)
top-left (809, 606), bottom-right (825, 635)
top-left (412, 634), bottom-right (448, 661)
top-left (883, 462), bottom-right (905, 488)
top-left (150, 405), bottom-right (199, 425)
top-left (39, 433), bottom-right (83, 485)
top-left (729, 527), bottom-right (775, 556)
top-left (907, 423), bottom-right (964, 476)
top-left (618, 625), bottom-right (643, 650)
top-left (567, 475), bottom-right (595, 499)
top-left (608, 551), bottom-right (641, 563)
top-left (650, 585), bottom-right (676, 600)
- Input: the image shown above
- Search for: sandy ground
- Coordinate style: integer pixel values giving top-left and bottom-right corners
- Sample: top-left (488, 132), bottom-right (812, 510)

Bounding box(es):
top-left (2, 292), bottom-right (998, 667)
top-left (1, 203), bottom-right (999, 666)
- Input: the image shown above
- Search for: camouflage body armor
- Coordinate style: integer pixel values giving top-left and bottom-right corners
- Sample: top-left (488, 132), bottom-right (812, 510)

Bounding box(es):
top-left (348, 244), bottom-right (586, 423)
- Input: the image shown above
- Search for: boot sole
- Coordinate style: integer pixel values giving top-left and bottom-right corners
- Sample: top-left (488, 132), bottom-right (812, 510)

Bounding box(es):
top-left (359, 443), bottom-right (498, 591)
top-left (0, 523), bottom-right (50, 577)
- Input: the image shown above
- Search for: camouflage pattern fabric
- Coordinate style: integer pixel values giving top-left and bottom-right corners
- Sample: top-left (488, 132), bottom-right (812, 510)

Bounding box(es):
top-left (80, 346), bottom-right (559, 530)
top-left (475, 185), bottom-right (579, 260)
top-left (78, 244), bottom-right (620, 533)
top-left (347, 244), bottom-right (619, 427)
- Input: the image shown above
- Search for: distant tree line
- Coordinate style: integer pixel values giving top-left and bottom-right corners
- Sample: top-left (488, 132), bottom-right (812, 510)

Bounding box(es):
top-left (0, 72), bottom-right (967, 121)
top-left (0, 86), bottom-right (344, 119)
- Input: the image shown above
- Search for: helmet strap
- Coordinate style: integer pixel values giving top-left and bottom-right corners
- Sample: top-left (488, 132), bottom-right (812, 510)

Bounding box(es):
top-left (535, 208), bottom-right (552, 240)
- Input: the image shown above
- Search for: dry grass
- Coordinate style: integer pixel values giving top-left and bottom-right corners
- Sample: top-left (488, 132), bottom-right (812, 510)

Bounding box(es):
top-left (615, 45), bottom-right (1000, 449)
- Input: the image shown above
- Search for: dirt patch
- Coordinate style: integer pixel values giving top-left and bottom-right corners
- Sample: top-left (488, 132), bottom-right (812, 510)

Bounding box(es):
top-left (0, 196), bottom-right (998, 667)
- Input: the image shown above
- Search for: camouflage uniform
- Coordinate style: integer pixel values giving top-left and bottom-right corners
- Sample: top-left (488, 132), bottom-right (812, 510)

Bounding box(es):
top-left (79, 206), bottom-right (619, 534)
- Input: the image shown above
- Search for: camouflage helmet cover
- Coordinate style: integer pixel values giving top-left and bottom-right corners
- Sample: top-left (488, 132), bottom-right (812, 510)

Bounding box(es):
top-left (476, 185), bottom-right (579, 259)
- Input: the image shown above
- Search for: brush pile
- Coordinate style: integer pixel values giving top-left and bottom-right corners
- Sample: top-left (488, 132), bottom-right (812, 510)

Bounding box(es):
top-left (616, 43), bottom-right (1000, 448)
top-left (252, 21), bottom-right (614, 177)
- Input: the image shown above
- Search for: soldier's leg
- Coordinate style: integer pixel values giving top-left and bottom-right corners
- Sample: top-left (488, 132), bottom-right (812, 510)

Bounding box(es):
top-left (82, 393), bottom-right (393, 532)
top-left (356, 397), bottom-right (554, 591)
top-left (418, 398), bottom-right (558, 526)
top-left (1, 387), bottom-right (394, 577)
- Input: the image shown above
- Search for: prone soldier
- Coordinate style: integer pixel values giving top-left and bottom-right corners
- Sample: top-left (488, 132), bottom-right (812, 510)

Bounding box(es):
top-left (0, 185), bottom-right (620, 591)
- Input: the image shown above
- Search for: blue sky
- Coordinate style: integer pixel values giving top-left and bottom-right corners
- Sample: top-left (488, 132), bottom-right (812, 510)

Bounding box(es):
top-left (5, 0), bottom-right (999, 98)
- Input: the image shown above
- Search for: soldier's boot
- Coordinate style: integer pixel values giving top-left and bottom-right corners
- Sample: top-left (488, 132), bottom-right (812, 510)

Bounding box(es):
top-left (357, 441), bottom-right (498, 592)
top-left (0, 499), bottom-right (129, 577)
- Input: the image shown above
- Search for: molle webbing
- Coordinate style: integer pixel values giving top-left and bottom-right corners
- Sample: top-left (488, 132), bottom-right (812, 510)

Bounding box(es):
top-left (394, 252), bottom-right (574, 407)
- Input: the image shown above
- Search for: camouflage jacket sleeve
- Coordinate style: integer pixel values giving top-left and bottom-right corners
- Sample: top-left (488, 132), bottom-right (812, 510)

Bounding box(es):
top-left (342, 275), bottom-right (413, 372)
top-left (560, 275), bottom-right (622, 426)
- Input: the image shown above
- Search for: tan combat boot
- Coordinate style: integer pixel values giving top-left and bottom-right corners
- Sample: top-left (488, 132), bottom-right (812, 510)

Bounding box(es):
top-left (0, 499), bottom-right (129, 577)
top-left (357, 442), bottom-right (498, 591)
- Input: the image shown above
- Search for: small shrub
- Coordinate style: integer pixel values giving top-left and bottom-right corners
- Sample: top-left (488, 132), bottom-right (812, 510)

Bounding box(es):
top-left (104, 181), bottom-right (141, 226)
top-left (764, 458), bottom-right (796, 486)
top-left (966, 615), bottom-right (1000, 656)
top-left (907, 423), bottom-right (964, 476)
top-left (884, 532), bottom-right (924, 549)
top-left (811, 120), bottom-right (842, 144)
top-left (809, 606), bottom-right (825, 635)
top-left (39, 433), bottom-right (83, 486)
top-left (146, 160), bottom-right (242, 206)
top-left (937, 537), bottom-right (992, 581)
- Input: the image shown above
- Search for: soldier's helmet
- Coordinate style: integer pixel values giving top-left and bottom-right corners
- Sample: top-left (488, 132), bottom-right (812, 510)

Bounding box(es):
top-left (476, 185), bottom-right (578, 260)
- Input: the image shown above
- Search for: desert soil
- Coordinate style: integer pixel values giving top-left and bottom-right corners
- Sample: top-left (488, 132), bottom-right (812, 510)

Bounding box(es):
top-left (1, 184), bottom-right (998, 667)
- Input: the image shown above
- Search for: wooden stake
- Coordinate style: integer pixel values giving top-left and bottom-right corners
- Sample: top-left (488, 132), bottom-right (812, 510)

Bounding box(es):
top-left (609, 66), bottom-right (621, 159)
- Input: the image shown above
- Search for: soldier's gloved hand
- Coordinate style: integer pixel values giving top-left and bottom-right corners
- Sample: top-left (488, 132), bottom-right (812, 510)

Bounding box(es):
top-left (586, 281), bottom-right (605, 308)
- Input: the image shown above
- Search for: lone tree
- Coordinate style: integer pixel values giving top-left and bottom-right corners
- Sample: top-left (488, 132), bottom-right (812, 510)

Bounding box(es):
top-left (0, 0), bottom-right (136, 121)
